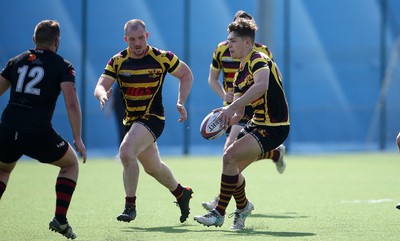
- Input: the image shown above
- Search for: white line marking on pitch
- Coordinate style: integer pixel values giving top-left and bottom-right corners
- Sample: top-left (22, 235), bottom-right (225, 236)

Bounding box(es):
top-left (340, 199), bottom-right (395, 204)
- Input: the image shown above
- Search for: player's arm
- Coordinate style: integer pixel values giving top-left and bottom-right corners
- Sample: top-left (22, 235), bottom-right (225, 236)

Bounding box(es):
top-left (0, 75), bottom-right (11, 96)
top-left (222, 68), bottom-right (270, 126)
top-left (170, 61), bottom-right (193, 122)
top-left (208, 67), bottom-right (224, 98)
top-left (396, 132), bottom-right (400, 153)
top-left (94, 76), bottom-right (115, 111)
top-left (232, 68), bottom-right (269, 110)
top-left (228, 93), bottom-right (245, 126)
top-left (61, 82), bottom-right (87, 162)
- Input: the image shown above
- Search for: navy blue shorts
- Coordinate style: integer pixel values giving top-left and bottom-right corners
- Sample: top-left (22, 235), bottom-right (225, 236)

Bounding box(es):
top-left (0, 125), bottom-right (69, 163)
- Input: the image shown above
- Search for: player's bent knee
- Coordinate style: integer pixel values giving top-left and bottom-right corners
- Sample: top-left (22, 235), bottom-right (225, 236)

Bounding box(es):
top-left (119, 148), bottom-right (133, 163)
top-left (222, 151), bottom-right (237, 166)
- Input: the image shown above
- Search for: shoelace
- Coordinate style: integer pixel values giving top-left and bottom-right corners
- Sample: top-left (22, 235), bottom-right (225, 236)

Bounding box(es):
top-left (174, 196), bottom-right (188, 207)
top-left (228, 211), bottom-right (240, 223)
top-left (174, 200), bottom-right (186, 208)
top-left (174, 193), bottom-right (184, 207)
top-left (205, 211), bottom-right (219, 218)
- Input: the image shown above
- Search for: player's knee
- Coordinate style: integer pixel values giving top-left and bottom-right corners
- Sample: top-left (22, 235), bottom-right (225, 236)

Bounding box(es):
top-left (119, 146), bottom-right (133, 163)
top-left (222, 150), bottom-right (237, 166)
top-left (58, 148), bottom-right (79, 168)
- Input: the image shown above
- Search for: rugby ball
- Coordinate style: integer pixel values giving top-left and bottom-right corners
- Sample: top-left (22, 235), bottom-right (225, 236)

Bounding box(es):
top-left (200, 111), bottom-right (226, 140)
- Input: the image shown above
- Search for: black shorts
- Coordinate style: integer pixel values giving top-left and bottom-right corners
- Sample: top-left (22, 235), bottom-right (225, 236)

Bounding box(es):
top-left (124, 115), bottom-right (165, 141)
top-left (237, 121), bottom-right (290, 157)
top-left (0, 125), bottom-right (69, 164)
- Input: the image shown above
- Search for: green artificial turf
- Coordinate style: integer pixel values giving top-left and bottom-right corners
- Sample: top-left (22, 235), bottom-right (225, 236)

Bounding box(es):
top-left (0, 152), bottom-right (399, 241)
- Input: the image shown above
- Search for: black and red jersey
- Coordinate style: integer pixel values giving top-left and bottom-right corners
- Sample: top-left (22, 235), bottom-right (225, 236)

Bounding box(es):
top-left (0, 49), bottom-right (75, 131)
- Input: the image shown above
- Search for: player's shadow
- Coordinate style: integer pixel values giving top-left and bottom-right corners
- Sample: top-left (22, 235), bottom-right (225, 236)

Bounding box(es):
top-left (123, 224), bottom-right (316, 238)
top-left (122, 224), bottom-right (200, 234)
top-left (252, 212), bottom-right (309, 219)
top-left (224, 229), bottom-right (316, 238)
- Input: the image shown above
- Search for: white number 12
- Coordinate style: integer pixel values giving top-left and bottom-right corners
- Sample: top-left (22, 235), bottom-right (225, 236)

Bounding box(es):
top-left (16, 65), bottom-right (44, 95)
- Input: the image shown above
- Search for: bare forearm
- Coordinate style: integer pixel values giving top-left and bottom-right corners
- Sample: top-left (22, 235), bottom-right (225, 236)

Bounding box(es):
top-left (208, 78), bottom-right (224, 99)
top-left (66, 102), bottom-right (83, 141)
top-left (94, 84), bottom-right (107, 100)
top-left (178, 75), bottom-right (192, 105)
top-left (176, 63), bottom-right (193, 105)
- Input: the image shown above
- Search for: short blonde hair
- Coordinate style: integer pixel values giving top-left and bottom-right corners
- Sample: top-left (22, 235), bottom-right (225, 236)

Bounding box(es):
top-left (124, 19), bottom-right (146, 35)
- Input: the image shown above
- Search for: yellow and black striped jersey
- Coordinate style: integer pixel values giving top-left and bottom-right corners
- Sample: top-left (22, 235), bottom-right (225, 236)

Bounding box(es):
top-left (101, 46), bottom-right (181, 126)
top-left (210, 41), bottom-right (273, 106)
top-left (234, 50), bottom-right (289, 126)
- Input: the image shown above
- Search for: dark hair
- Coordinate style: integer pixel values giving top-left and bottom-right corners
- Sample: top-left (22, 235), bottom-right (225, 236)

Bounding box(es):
top-left (34, 20), bottom-right (60, 46)
top-left (227, 18), bottom-right (257, 43)
top-left (233, 10), bottom-right (254, 21)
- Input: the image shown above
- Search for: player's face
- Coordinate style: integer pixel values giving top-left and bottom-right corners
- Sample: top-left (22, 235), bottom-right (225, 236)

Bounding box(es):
top-left (227, 32), bottom-right (245, 59)
top-left (124, 27), bottom-right (149, 59)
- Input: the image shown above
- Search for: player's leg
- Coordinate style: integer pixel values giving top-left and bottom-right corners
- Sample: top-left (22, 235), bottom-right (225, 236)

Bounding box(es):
top-left (200, 124), bottom-right (243, 211)
top-left (232, 107), bottom-right (285, 174)
top-left (229, 125), bottom-right (288, 230)
top-left (194, 133), bottom-right (259, 227)
top-left (138, 142), bottom-right (178, 189)
top-left (237, 144), bottom-right (286, 174)
top-left (0, 126), bottom-right (22, 199)
top-left (228, 127), bottom-right (286, 174)
top-left (116, 122), bottom-right (154, 222)
top-left (119, 122), bottom-right (154, 196)
top-left (0, 162), bottom-right (17, 199)
top-left (23, 129), bottom-right (79, 239)
top-left (256, 144), bottom-right (286, 174)
top-left (201, 124), bottom-right (257, 211)
top-left (218, 133), bottom-right (258, 210)
top-left (201, 124), bottom-right (260, 212)
top-left (223, 124), bottom-right (242, 151)
top-left (137, 143), bottom-right (193, 223)
top-left (47, 143), bottom-right (79, 239)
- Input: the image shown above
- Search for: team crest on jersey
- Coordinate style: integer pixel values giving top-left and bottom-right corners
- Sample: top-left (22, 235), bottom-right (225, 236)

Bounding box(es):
top-left (27, 54), bottom-right (36, 61)
top-left (148, 69), bottom-right (161, 78)
top-left (258, 129), bottom-right (268, 138)
top-left (27, 53), bottom-right (43, 65)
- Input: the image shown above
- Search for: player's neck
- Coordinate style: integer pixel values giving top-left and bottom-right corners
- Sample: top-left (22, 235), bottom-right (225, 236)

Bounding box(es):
top-left (35, 46), bottom-right (55, 53)
top-left (239, 48), bottom-right (253, 65)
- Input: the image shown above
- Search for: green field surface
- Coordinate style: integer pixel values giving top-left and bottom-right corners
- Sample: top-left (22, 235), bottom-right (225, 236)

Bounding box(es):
top-left (0, 153), bottom-right (399, 241)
